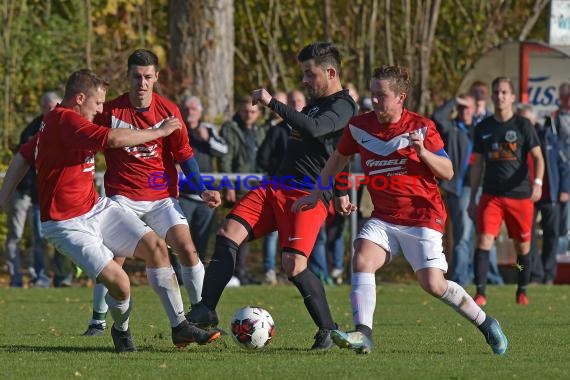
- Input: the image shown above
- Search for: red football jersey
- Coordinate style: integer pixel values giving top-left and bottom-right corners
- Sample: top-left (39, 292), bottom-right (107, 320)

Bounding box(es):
top-left (337, 110), bottom-right (447, 232)
top-left (19, 106), bottom-right (110, 221)
top-left (96, 93), bottom-right (193, 200)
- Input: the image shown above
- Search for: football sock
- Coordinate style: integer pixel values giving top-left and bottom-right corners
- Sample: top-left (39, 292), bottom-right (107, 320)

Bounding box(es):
top-left (92, 282), bottom-right (109, 321)
top-left (201, 235), bottom-right (238, 310)
top-left (350, 272), bottom-right (376, 330)
top-left (516, 254), bottom-right (531, 294)
top-left (181, 261), bottom-right (205, 306)
top-left (146, 266), bottom-right (186, 327)
top-left (290, 268), bottom-right (336, 330)
top-left (104, 293), bottom-right (131, 332)
top-left (440, 280), bottom-right (486, 326)
top-left (473, 248), bottom-right (490, 296)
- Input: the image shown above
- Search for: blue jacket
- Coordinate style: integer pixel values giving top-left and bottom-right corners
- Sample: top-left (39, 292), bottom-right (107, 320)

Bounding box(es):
top-left (537, 121), bottom-right (570, 202)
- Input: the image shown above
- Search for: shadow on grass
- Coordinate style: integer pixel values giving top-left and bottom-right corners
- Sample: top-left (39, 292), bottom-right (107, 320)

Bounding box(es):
top-left (0, 344), bottom-right (116, 353)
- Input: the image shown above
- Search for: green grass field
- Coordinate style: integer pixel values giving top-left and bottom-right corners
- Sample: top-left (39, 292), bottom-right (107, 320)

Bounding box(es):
top-left (0, 283), bottom-right (569, 379)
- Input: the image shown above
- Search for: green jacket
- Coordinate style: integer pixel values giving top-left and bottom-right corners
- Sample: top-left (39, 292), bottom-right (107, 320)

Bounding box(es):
top-left (218, 115), bottom-right (266, 174)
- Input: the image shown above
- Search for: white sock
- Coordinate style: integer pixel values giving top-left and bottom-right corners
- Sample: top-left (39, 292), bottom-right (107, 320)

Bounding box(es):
top-left (181, 261), bottom-right (205, 305)
top-left (440, 280), bottom-right (486, 326)
top-left (104, 293), bottom-right (131, 332)
top-left (93, 282), bottom-right (109, 315)
top-left (350, 272), bottom-right (377, 329)
top-left (146, 266), bottom-right (186, 327)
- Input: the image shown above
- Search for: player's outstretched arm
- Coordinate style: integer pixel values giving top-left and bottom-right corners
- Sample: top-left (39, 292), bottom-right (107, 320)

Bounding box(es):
top-left (0, 153), bottom-right (31, 213)
top-left (292, 150), bottom-right (351, 212)
top-left (106, 117), bottom-right (181, 148)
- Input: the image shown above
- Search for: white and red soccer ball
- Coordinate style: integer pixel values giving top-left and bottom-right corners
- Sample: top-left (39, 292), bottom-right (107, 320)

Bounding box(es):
top-left (230, 306), bottom-right (275, 350)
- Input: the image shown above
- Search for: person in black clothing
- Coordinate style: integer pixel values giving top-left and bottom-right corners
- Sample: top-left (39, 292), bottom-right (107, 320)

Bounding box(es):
top-left (179, 95), bottom-right (228, 262)
top-left (187, 42), bottom-right (357, 350)
top-left (5, 91), bottom-right (65, 287)
top-left (517, 104), bottom-right (570, 284)
top-left (257, 91), bottom-right (290, 284)
top-left (469, 77), bottom-right (544, 307)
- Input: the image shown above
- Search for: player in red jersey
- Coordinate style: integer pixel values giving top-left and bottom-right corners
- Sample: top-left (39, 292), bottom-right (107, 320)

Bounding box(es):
top-left (293, 65), bottom-right (508, 355)
top-left (187, 42), bottom-right (357, 350)
top-left (82, 49), bottom-right (221, 336)
top-left (0, 69), bottom-right (220, 352)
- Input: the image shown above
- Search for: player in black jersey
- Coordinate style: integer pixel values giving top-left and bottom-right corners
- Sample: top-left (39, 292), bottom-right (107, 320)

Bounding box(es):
top-left (187, 42), bottom-right (357, 350)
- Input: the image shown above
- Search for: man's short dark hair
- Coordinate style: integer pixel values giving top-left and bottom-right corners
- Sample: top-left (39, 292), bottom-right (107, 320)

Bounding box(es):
top-left (372, 65), bottom-right (411, 95)
top-left (297, 42), bottom-right (341, 74)
top-left (64, 69), bottom-right (109, 99)
top-left (127, 49), bottom-right (159, 71)
top-left (491, 76), bottom-right (515, 94)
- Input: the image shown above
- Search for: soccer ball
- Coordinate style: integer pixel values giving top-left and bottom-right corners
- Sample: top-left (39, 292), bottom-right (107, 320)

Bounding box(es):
top-left (230, 306), bottom-right (275, 350)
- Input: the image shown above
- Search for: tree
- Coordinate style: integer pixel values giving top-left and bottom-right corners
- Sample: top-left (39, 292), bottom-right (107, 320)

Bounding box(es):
top-left (168, 0), bottom-right (234, 121)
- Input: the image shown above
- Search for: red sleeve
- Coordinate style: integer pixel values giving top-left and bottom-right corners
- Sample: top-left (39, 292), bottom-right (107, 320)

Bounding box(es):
top-left (19, 134), bottom-right (38, 165)
top-left (166, 105), bottom-right (194, 162)
top-left (337, 124), bottom-right (359, 156)
top-left (60, 112), bottom-right (110, 151)
top-left (93, 110), bottom-right (112, 128)
top-left (424, 120), bottom-right (444, 153)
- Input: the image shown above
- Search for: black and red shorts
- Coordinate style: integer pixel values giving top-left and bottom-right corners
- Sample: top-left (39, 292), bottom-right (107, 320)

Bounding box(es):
top-left (228, 186), bottom-right (328, 257)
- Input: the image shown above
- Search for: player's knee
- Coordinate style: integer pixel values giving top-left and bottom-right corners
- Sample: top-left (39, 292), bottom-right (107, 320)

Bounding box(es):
top-left (417, 271), bottom-right (446, 297)
top-left (135, 232), bottom-right (169, 265)
top-left (281, 251), bottom-right (306, 276)
top-left (98, 265), bottom-right (130, 300)
top-left (216, 219), bottom-right (248, 244)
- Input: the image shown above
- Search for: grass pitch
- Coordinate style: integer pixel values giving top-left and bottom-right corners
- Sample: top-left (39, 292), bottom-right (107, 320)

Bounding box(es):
top-left (0, 283), bottom-right (568, 379)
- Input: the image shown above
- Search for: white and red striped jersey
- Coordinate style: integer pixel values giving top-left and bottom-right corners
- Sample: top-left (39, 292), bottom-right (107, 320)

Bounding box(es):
top-left (95, 93), bottom-right (193, 201)
top-left (337, 109), bottom-right (447, 232)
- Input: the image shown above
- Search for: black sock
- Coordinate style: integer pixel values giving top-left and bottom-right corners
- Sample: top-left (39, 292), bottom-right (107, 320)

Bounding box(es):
top-left (474, 249), bottom-right (490, 296)
top-left (356, 324), bottom-right (372, 338)
top-left (201, 235), bottom-right (239, 310)
top-left (517, 254), bottom-right (531, 294)
top-left (290, 269), bottom-right (336, 330)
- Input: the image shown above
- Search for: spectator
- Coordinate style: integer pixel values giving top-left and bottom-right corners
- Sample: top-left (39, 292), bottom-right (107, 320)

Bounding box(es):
top-left (219, 95), bottom-right (265, 285)
top-left (470, 80), bottom-right (493, 125)
top-left (432, 93), bottom-right (503, 287)
top-left (554, 82), bottom-right (570, 256)
top-left (518, 104), bottom-right (570, 284)
top-left (257, 91), bottom-right (290, 285)
top-left (469, 77), bottom-right (544, 306)
top-left (179, 95), bottom-right (228, 262)
top-left (5, 91), bottom-right (61, 288)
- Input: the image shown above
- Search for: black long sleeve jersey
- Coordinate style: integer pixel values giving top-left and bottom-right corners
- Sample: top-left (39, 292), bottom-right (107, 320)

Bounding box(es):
top-left (268, 89), bottom-right (357, 198)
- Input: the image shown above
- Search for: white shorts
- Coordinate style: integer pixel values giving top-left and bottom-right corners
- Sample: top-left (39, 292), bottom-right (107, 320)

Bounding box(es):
top-left (356, 218), bottom-right (448, 273)
top-left (111, 195), bottom-right (188, 239)
top-left (41, 197), bottom-right (152, 279)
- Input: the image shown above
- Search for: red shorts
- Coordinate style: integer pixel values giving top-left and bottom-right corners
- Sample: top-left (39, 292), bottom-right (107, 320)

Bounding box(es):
top-left (228, 186), bottom-right (328, 257)
top-left (476, 194), bottom-right (534, 242)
